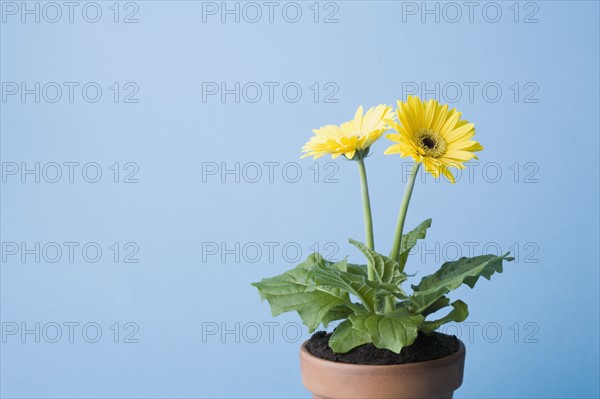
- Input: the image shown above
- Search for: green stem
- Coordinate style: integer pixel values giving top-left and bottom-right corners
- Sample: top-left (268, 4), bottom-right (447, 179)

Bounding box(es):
top-left (356, 158), bottom-right (375, 279)
top-left (390, 162), bottom-right (421, 266)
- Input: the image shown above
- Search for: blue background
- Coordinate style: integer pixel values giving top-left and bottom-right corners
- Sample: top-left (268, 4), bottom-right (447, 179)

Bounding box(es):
top-left (1, 1), bottom-right (598, 398)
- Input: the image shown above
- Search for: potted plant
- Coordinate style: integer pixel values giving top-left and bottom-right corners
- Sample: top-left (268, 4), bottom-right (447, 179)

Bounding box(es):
top-left (252, 95), bottom-right (513, 399)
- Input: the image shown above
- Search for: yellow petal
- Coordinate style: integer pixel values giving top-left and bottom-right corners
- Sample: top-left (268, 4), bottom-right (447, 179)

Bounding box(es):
top-left (384, 144), bottom-right (401, 155)
top-left (431, 103), bottom-right (449, 133)
top-left (439, 110), bottom-right (461, 137)
top-left (440, 165), bottom-right (456, 183)
top-left (423, 99), bottom-right (435, 128)
top-left (446, 123), bottom-right (475, 143)
top-left (354, 105), bottom-right (364, 123)
top-left (386, 133), bottom-right (403, 142)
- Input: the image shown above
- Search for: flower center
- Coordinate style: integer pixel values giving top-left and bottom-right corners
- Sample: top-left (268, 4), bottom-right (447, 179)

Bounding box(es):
top-left (415, 129), bottom-right (446, 158)
top-left (421, 137), bottom-right (436, 149)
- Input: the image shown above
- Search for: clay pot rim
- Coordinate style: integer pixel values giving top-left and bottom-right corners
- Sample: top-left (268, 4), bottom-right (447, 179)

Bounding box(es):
top-left (300, 339), bottom-right (465, 371)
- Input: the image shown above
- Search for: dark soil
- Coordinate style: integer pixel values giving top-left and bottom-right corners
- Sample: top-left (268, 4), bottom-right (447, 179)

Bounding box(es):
top-left (306, 331), bottom-right (459, 365)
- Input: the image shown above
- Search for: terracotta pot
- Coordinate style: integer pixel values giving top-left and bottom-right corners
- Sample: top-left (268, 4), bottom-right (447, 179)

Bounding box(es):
top-left (300, 340), bottom-right (466, 399)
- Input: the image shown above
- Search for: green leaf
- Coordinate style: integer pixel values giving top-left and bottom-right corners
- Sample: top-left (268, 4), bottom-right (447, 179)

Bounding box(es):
top-left (321, 258), bottom-right (368, 278)
top-left (349, 311), bottom-right (424, 353)
top-left (350, 239), bottom-right (405, 285)
top-left (252, 253), bottom-right (356, 332)
top-left (365, 280), bottom-right (409, 300)
top-left (422, 300), bottom-right (469, 333)
top-left (329, 320), bottom-right (371, 353)
top-left (308, 258), bottom-right (378, 312)
top-left (421, 296), bottom-right (450, 317)
top-left (346, 262), bottom-right (369, 277)
top-left (411, 253), bottom-right (514, 312)
top-left (321, 305), bottom-right (354, 328)
top-left (398, 219), bottom-right (432, 271)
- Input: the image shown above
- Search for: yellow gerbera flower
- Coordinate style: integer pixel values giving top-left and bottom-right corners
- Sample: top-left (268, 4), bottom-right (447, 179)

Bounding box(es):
top-left (302, 104), bottom-right (393, 160)
top-left (384, 96), bottom-right (483, 183)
